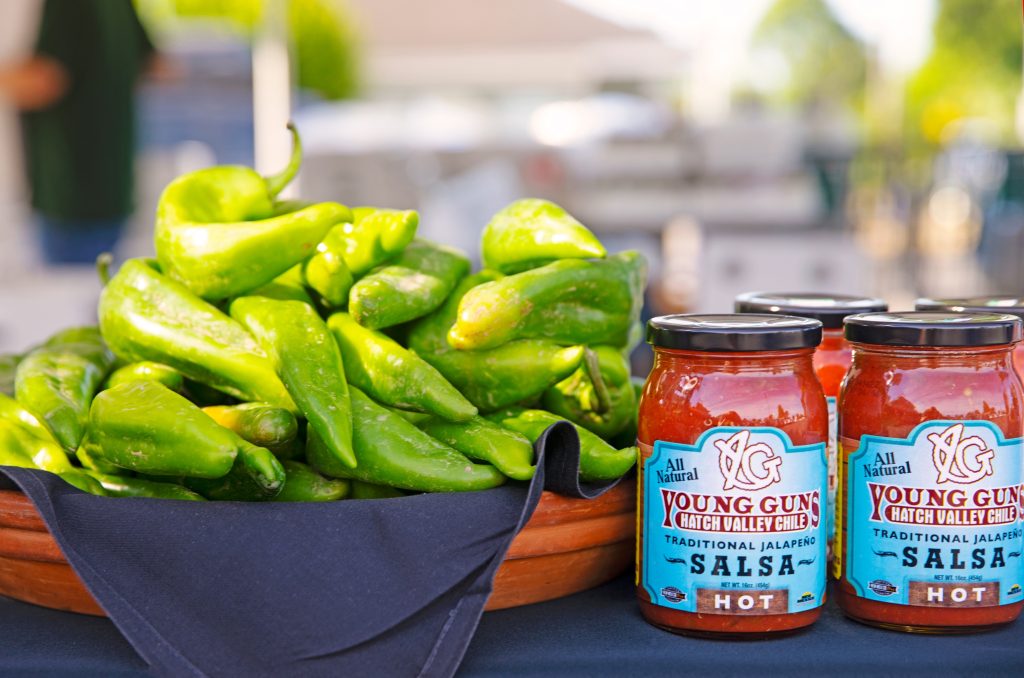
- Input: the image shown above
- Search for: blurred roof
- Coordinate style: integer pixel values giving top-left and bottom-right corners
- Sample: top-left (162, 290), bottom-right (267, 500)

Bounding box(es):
top-left (352, 0), bottom-right (652, 48)
top-left (348, 0), bottom-right (684, 90)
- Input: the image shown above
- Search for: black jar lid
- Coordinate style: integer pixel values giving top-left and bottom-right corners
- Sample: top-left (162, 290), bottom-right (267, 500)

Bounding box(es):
top-left (845, 311), bottom-right (1023, 347)
top-left (916, 296), bottom-right (1024, 322)
top-left (735, 291), bottom-right (888, 329)
top-left (647, 314), bottom-right (822, 352)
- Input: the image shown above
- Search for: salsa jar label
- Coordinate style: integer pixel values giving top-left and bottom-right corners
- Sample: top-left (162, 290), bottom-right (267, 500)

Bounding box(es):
top-left (641, 427), bottom-right (827, 615)
top-left (844, 421), bottom-right (1024, 608)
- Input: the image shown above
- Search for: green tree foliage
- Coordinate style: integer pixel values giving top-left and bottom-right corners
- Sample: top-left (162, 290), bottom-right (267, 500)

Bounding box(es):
top-left (749, 0), bottom-right (866, 110)
top-left (138, 0), bottom-right (360, 101)
top-left (905, 0), bottom-right (1021, 146)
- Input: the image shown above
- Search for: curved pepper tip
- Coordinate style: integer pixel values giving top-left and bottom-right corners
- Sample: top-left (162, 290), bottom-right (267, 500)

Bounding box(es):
top-left (263, 122), bottom-right (303, 198)
top-left (96, 252), bottom-right (113, 286)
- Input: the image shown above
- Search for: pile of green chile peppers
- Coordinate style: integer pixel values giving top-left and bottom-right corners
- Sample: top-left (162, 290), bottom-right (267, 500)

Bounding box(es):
top-left (1, 125), bottom-right (644, 502)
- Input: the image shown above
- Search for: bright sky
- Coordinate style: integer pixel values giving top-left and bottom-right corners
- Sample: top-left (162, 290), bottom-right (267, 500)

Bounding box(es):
top-left (566, 0), bottom-right (935, 119)
top-left (567, 0), bottom-right (935, 70)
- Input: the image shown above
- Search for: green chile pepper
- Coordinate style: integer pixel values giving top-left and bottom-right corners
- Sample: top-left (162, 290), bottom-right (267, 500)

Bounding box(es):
top-left (59, 469), bottom-right (106, 495)
top-left (349, 240), bottom-right (470, 329)
top-left (0, 393), bottom-right (61, 445)
top-left (84, 381), bottom-right (245, 478)
top-left (155, 124), bottom-right (351, 301)
top-left (266, 436), bottom-right (305, 461)
top-left (0, 353), bottom-right (20, 397)
top-left (302, 224), bottom-right (355, 308)
top-left (15, 326), bottom-right (115, 452)
top-left (307, 387), bottom-right (505, 492)
top-left (201, 403), bottom-right (299, 456)
top-left (407, 273), bottom-right (585, 411)
top-left (349, 480), bottom-right (404, 499)
top-left (542, 345), bottom-right (636, 439)
top-left (623, 320), bottom-right (643, 354)
top-left (417, 416), bottom-right (535, 481)
top-left (342, 207), bottom-right (419, 276)
top-left (75, 443), bottom-right (125, 476)
top-left (98, 258), bottom-right (295, 411)
top-left (0, 419), bottom-right (74, 473)
top-left (230, 297), bottom-right (356, 468)
top-left (106, 361), bottom-right (184, 392)
top-left (272, 461), bottom-right (350, 502)
top-left (481, 199), bottom-right (606, 273)
top-left (448, 250), bottom-right (647, 350)
top-left (604, 375), bottom-right (644, 449)
top-left (90, 473), bottom-right (206, 501)
top-left (487, 408), bottom-right (636, 482)
top-left (0, 427), bottom-right (38, 469)
top-left (609, 419), bottom-right (638, 451)
top-left (248, 265), bottom-right (315, 305)
top-left (182, 379), bottom-right (233, 407)
top-left (328, 312), bottom-right (476, 421)
top-left (185, 442), bottom-right (285, 501)
top-left (389, 408), bottom-right (432, 425)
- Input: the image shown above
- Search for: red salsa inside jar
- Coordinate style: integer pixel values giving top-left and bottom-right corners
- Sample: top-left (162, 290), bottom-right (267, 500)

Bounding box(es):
top-left (916, 296), bottom-right (1024, 383)
top-left (637, 314), bottom-right (828, 637)
top-left (838, 311), bottom-right (1024, 633)
top-left (735, 292), bottom-right (888, 560)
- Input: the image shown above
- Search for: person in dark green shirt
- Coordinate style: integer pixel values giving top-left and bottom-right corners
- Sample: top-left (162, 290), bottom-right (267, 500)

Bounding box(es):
top-left (0, 0), bottom-right (154, 264)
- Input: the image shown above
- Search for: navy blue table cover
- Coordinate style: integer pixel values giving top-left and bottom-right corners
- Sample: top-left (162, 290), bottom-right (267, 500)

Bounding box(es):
top-left (0, 422), bottom-right (622, 678)
top-left (2, 574), bottom-right (1023, 677)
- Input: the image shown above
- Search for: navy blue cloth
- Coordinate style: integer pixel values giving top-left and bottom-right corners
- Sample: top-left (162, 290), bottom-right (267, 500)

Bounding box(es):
top-left (3, 575), bottom-right (1023, 677)
top-left (0, 422), bottom-right (621, 678)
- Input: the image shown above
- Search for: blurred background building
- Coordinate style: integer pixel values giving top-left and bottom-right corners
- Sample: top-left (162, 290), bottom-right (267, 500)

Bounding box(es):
top-left (0, 0), bottom-right (1022, 355)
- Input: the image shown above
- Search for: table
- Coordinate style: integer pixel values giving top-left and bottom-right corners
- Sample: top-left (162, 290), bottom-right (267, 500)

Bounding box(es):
top-left (2, 575), bottom-right (1022, 677)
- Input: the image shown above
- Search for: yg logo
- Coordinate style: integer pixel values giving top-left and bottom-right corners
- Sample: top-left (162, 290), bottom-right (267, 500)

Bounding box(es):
top-left (927, 423), bottom-right (995, 485)
top-left (715, 430), bottom-right (783, 492)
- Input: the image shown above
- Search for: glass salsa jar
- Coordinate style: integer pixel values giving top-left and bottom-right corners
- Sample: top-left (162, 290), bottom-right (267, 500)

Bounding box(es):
top-left (837, 312), bottom-right (1024, 633)
top-left (637, 314), bottom-right (828, 637)
top-left (916, 297), bottom-right (1024, 382)
top-left (735, 292), bottom-right (888, 561)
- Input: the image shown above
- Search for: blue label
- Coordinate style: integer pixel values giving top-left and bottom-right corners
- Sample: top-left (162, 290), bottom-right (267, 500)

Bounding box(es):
top-left (827, 396), bottom-right (838, 557)
top-left (642, 427), bottom-right (827, 615)
top-left (846, 421), bottom-right (1024, 608)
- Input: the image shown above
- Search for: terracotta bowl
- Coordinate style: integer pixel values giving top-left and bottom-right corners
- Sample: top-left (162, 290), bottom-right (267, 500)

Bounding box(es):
top-left (0, 482), bottom-right (635, 616)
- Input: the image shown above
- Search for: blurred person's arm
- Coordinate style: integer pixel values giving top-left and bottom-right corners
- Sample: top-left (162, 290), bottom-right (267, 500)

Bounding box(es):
top-left (145, 53), bottom-right (182, 84)
top-left (2, 0), bottom-right (84, 111)
top-left (0, 56), bottom-right (66, 110)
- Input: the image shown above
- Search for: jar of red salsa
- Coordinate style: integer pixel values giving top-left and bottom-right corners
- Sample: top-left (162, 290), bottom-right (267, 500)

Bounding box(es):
top-left (735, 292), bottom-right (888, 562)
top-left (916, 297), bottom-right (1024, 383)
top-left (637, 314), bottom-right (828, 637)
top-left (837, 312), bottom-right (1024, 633)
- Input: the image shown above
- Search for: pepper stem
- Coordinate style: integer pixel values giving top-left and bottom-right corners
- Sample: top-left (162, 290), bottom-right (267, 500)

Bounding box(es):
top-left (263, 122), bottom-right (303, 198)
top-left (583, 348), bottom-right (612, 414)
top-left (96, 253), bottom-right (113, 286)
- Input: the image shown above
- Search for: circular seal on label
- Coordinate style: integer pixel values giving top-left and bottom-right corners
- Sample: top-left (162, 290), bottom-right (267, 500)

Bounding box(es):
top-left (869, 580), bottom-right (898, 597)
